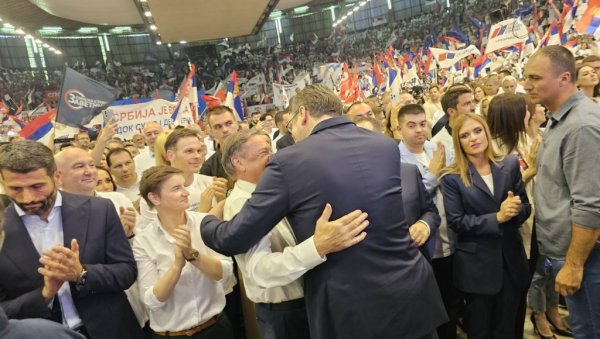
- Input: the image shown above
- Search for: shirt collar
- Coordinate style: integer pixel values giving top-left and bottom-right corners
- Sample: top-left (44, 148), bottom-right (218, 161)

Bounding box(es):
top-left (154, 210), bottom-right (190, 243)
top-left (547, 91), bottom-right (583, 128)
top-left (14, 190), bottom-right (63, 217)
top-left (235, 179), bottom-right (257, 194)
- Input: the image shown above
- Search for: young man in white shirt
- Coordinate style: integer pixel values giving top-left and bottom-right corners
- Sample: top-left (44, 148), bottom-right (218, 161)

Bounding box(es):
top-left (138, 128), bottom-right (227, 224)
top-left (134, 166), bottom-right (234, 338)
top-left (220, 129), bottom-right (369, 339)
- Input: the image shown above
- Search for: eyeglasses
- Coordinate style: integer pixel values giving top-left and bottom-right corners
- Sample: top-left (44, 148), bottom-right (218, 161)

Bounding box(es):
top-left (286, 109), bottom-right (301, 132)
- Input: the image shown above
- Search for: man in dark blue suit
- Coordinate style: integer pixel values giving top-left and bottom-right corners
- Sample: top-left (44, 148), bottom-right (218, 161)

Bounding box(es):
top-left (0, 141), bottom-right (144, 339)
top-left (201, 84), bottom-right (447, 339)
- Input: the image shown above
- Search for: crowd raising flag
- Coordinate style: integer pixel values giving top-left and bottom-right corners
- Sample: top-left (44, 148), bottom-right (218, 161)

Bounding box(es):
top-left (56, 67), bottom-right (119, 127)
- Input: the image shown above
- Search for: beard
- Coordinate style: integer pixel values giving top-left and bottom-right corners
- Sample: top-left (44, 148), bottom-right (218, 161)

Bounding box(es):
top-left (14, 189), bottom-right (57, 216)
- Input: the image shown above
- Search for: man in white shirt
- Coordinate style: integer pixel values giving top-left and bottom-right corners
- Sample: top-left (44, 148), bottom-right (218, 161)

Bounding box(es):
top-left (422, 85), bottom-right (443, 125)
top-left (220, 129), bottom-right (369, 339)
top-left (54, 147), bottom-right (147, 328)
top-left (139, 128), bottom-right (227, 224)
top-left (134, 166), bottom-right (234, 338)
top-left (107, 148), bottom-right (141, 203)
top-left (431, 86), bottom-right (477, 153)
top-left (134, 122), bottom-right (163, 174)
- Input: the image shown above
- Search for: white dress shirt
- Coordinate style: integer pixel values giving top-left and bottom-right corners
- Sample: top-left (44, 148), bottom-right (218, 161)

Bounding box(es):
top-left (134, 148), bottom-right (155, 175)
top-left (15, 191), bottom-right (83, 329)
top-left (224, 179), bottom-right (325, 303)
top-left (116, 175), bottom-right (141, 202)
top-left (95, 190), bottom-right (148, 326)
top-left (132, 211), bottom-right (233, 332)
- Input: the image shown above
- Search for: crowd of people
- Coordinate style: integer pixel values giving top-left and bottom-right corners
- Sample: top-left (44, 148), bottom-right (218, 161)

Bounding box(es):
top-left (1, 0), bottom-right (600, 338)
top-left (1, 43), bottom-right (599, 339)
top-left (2, 0), bottom-right (579, 116)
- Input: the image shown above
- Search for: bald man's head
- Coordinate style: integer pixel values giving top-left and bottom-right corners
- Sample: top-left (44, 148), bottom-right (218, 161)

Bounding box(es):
top-left (143, 122), bottom-right (163, 149)
top-left (55, 147), bottom-right (98, 195)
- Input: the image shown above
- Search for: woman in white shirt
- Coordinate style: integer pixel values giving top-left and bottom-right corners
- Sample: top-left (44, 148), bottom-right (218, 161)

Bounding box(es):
top-left (133, 166), bottom-right (234, 339)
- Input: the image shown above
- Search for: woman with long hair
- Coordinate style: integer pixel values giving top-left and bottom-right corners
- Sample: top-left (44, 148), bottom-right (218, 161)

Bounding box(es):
top-left (440, 113), bottom-right (531, 339)
top-left (153, 130), bottom-right (173, 166)
top-left (576, 64), bottom-right (599, 99)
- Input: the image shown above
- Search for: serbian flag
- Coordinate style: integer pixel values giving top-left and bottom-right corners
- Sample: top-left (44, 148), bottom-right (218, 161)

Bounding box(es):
top-left (576, 0), bottom-right (600, 35)
top-left (548, 21), bottom-right (567, 46)
top-left (224, 71), bottom-right (244, 121)
top-left (20, 109), bottom-right (55, 142)
top-left (171, 64), bottom-right (198, 123)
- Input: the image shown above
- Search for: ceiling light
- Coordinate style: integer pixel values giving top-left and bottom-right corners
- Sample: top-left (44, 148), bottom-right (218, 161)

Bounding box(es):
top-left (353, 7), bottom-right (360, 12)
top-left (42, 43), bottom-right (49, 47)
top-left (332, 23), bottom-right (337, 27)
top-left (360, 1), bottom-right (367, 5)
top-left (180, 40), bottom-right (187, 44)
top-left (55, 50), bottom-right (62, 55)
top-left (35, 39), bottom-right (42, 43)
top-left (15, 28), bottom-right (25, 34)
top-left (49, 47), bottom-right (56, 51)
top-left (139, 0), bottom-right (147, 2)
top-left (150, 24), bottom-right (157, 30)
top-left (144, 11), bottom-right (152, 17)
top-left (3, 23), bottom-right (14, 29)
top-left (42, 26), bottom-right (62, 30)
top-left (25, 34), bottom-right (32, 39)
top-left (156, 41), bottom-right (162, 45)
top-left (167, 43), bottom-right (172, 47)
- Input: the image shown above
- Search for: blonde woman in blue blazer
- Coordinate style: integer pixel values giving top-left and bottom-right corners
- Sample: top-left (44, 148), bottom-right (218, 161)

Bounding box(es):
top-left (440, 113), bottom-right (531, 339)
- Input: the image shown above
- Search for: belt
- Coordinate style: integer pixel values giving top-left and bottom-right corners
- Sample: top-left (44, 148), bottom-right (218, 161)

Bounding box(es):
top-left (256, 298), bottom-right (305, 311)
top-left (154, 314), bottom-right (219, 337)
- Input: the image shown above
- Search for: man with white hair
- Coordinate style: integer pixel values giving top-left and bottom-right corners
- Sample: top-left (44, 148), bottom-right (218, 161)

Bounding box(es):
top-left (135, 122), bottom-right (163, 174)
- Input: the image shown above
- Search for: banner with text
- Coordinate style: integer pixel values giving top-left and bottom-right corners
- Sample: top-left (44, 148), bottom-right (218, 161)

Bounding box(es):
top-left (87, 98), bottom-right (194, 139)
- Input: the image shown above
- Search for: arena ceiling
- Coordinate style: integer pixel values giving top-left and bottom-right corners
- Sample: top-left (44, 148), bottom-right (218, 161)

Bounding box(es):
top-left (0, 0), bottom-right (320, 43)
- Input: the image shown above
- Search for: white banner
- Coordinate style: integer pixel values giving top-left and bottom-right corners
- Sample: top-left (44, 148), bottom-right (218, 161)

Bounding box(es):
top-left (485, 18), bottom-right (529, 54)
top-left (429, 45), bottom-right (481, 69)
top-left (87, 98), bottom-right (194, 140)
top-left (246, 104), bottom-right (277, 115)
top-left (272, 81), bottom-right (306, 109)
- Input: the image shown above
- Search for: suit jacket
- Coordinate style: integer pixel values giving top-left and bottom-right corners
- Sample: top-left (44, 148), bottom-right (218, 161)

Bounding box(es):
top-left (0, 307), bottom-right (84, 339)
top-left (400, 163), bottom-right (440, 261)
top-left (201, 117), bottom-right (447, 339)
top-left (275, 133), bottom-right (295, 151)
top-left (0, 191), bottom-right (144, 339)
top-left (440, 156), bottom-right (531, 295)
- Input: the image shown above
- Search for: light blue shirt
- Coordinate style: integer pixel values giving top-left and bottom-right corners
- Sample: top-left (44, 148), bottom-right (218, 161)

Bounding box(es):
top-left (398, 140), bottom-right (454, 195)
top-left (14, 191), bottom-right (83, 329)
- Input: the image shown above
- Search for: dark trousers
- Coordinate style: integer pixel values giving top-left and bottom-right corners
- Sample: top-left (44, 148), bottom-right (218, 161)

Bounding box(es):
top-left (432, 255), bottom-right (460, 339)
top-left (255, 299), bottom-right (310, 339)
top-left (514, 225), bottom-right (538, 339)
top-left (463, 267), bottom-right (522, 339)
top-left (151, 313), bottom-right (233, 339)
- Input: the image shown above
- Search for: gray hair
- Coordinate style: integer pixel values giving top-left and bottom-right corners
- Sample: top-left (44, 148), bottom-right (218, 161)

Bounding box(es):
top-left (0, 140), bottom-right (56, 177)
top-left (221, 129), bottom-right (271, 178)
top-left (289, 84), bottom-right (343, 119)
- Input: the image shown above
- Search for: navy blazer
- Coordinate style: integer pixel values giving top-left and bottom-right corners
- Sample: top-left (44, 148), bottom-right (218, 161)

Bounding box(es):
top-left (440, 156), bottom-right (531, 295)
top-left (400, 163), bottom-right (440, 261)
top-left (0, 191), bottom-right (144, 339)
top-left (201, 117), bottom-right (447, 339)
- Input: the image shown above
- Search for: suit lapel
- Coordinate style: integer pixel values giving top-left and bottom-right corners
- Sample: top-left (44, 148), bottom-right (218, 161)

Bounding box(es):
top-left (2, 206), bottom-right (43, 281)
top-left (60, 192), bottom-right (90, 255)
top-left (491, 161), bottom-right (507, 204)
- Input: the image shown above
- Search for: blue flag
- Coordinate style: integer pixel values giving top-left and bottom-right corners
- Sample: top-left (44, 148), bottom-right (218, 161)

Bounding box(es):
top-left (57, 67), bottom-right (119, 127)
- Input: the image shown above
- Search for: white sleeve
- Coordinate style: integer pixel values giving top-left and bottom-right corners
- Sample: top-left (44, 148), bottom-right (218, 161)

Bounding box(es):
top-left (244, 234), bottom-right (326, 289)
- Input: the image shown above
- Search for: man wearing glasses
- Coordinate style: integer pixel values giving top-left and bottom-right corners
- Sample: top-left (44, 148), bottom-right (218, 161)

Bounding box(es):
top-left (201, 84), bottom-right (447, 339)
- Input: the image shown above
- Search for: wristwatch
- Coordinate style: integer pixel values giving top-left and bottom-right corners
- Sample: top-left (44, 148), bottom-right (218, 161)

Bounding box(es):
top-left (185, 250), bottom-right (200, 262)
top-left (76, 267), bottom-right (88, 286)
